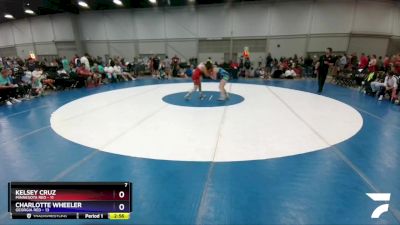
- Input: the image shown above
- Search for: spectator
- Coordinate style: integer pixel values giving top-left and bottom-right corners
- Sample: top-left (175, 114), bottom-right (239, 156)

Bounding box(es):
top-left (120, 62), bottom-right (135, 81)
top-left (293, 54), bottom-right (299, 64)
top-left (371, 72), bottom-right (398, 101)
top-left (56, 67), bottom-right (76, 89)
top-left (244, 58), bottom-right (251, 78)
top-left (61, 56), bottom-right (70, 73)
top-left (304, 55), bottom-right (313, 78)
top-left (31, 67), bottom-right (44, 96)
top-left (368, 54), bottom-right (377, 73)
top-left (113, 61), bottom-right (128, 81)
top-left (152, 55), bottom-right (160, 78)
top-left (359, 53), bottom-right (368, 71)
top-left (293, 64), bottom-right (302, 78)
top-left (383, 55), bottom-right (390, 72)
top-left (44, 77), bottom-right (56, 91)
top-left (171, 55), bottom-right (180, 77)
top-left (230, 60), bottom-right (239, 70)
top-left (76, 63), bottom-right (95, 87)
top-left (393, 54), bottom-right (400, 74)
top-left (19, 69), bottom-right (33, 97)
top-left (73, 54), bottom-right (80, 67)
top-left (363, 71), bottom-right (378, 96)
top-left (257, 56), bottom-right (263, 67)
top-left (91, 63), bottom-right (104, 85)
top-left (350, 53), bottom-right (358, 74)
top-left (266, 53), bottom-right (273, 77)
top-left (80, 53), bottom-right (90, 71)
top-left (339, 54), bottom-right (347, 74)
top-left (283, 66), bottom-right (296, 79)
top-left (26, 58), bottom-right (36, 72)
top-left (259, 68), bottom-right (267, 79)
top-left (114, 61), bottom-right (134, 81)
top-left (0, 68), bottom-right (20, 105)
top-left (163, 56), bottom-right (171, 79)
top-left (104, 63), bottom-right (117, 82)
top-left (377, 56), bottom-right (384, 71)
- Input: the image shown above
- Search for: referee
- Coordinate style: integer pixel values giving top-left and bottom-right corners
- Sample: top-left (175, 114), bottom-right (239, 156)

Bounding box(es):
top-left (317, 47), bottom-right (335, 93)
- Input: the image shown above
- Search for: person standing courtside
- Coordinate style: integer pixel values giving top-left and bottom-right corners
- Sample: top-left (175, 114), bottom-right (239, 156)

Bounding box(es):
top-left (317, 47), bottom-right (335, 93)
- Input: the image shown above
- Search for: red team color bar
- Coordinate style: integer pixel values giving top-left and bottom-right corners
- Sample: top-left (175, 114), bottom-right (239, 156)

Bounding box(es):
top-left (8, 182), bottom-right (132, 220)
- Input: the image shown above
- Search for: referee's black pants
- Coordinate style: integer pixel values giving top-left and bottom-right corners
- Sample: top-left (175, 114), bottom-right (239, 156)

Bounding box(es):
top-left (318, 72), bottom-right (328, 92)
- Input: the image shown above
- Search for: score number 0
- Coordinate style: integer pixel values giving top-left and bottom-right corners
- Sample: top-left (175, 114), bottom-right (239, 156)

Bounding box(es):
top-left (118, 183), bottom-right (128, 211)
top-left (118, 191), bottom-right (125, 211)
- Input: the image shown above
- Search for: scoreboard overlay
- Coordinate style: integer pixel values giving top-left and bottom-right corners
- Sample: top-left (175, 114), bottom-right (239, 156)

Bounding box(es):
top-left (8, 182), bottom-right (132, 220)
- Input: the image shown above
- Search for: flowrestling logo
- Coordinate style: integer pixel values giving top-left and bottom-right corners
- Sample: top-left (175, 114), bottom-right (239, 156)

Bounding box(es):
top-left (366, 193), bottom-right (391, 219)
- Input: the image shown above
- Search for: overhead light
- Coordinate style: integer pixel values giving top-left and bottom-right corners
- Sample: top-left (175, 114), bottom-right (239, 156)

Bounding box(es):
top-left (24, 9), bottom-right (35, 15)
top-left (113, 0), bottom-right (123, 6)
top-left (149, 0), bottom-right (156, 4)
top-left (4, 14), bottom-right (14, 19)
top-left (78, 1), bottom-right (89, 8)
top-left (188, 0), bottom-right (195, 2)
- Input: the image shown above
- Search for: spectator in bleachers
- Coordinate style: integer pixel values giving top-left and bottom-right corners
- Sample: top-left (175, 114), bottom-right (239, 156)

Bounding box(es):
top-left (56, 67), bottom-right (76, 89)
top-left (283, 66), bottom-right (296, 79)
top-left (303, 55), bottom-right (313, 78)
top-left (258, 67), bottom-right (267, 79)
top-left (298, 56), bottom-right (304, 66)
top-left (104, 62), bottom-right (116, 83)
top-left (42, 72), bottom-right (57, 91)
top-left (91, 63), bottom-right (104, 85)
top-left (244, 57), bottom-right (251, 78)
top-left (230, 60), bottom-right (239, 70)
top-left (377, 56), bottom-right (384, 71)
top-left (266, 53), bottom-right (273, 77)
top-left (171, 55), bottom-right (180, 77)
top-left (114, 61), bottom-right (135, 81)
top-left (31, 67), bottom-right (44, 96)
top-left (293, 54), bottom-right (299, 64)
top-left (0, 68), bottom-right (21, 105)
top-left (293, 64), bottom-right (302, 78)
top-left (20, 69), bottom-right (33, 97)
top-left (50, 59), bottom-right (59, 67)
top-left (42, 58), bottom-right (49, 67)
top-left (368, 54), bottom-right (377, 73)
top-left (371, 71), bottom-right (398, 101)
top-left (22, 70), bottom-right (32, 86)
top-left (12, 61), bottom-right (30, 99)
top-left (393, 54), bottom-right (400, 74)
top-left (359, 53), bottom-right (368, 71)
top-left (152, 55), bottom-right (161, 78)
top-left (338, 54), bottom-right (347, 74)
top-left (383, 55), bottom-right (390, 72)
top-left (26, 58), bottom-right (36, 72)
top-left (163, 56), bottom-right (171, 79)
top-left (77, 63), bottom-right (95, 87)
top-left (350, 53), bottom-right (358, 74)
top-left (80, 53), bottom-right (90, 71)
top-left (113, 61), bottom-right (127, 81)
top-left (257, 56), bottom-right (263, 67)
top-left (73, 54), bottom-right (80, 67)
top-left (120, 61), bottom-right (135, 81)
top-left (61, 56), bottom-right (70, 73)
top-left (147, 57), bottom-right (153, 76)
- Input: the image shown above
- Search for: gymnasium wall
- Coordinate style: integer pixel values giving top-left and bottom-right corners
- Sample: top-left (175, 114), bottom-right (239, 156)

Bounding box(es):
top-left (0, 0), bottom-right (399, 60)
top-left (0, 14), bottom-right (76, 58)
